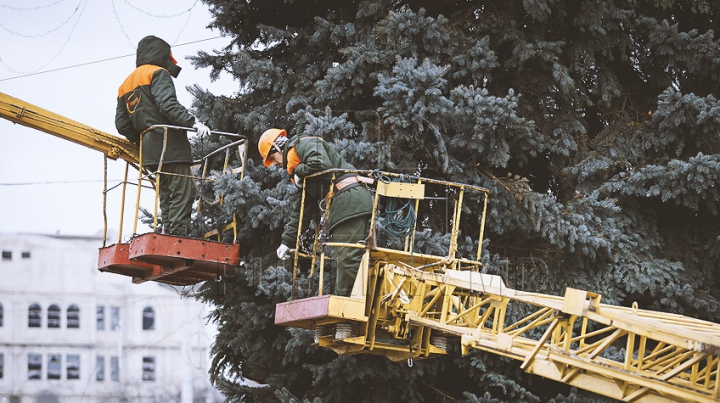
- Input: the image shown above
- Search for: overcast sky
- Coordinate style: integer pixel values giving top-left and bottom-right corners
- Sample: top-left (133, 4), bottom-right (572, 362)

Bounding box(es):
top-left (0, 0), bottom-right (235, 238)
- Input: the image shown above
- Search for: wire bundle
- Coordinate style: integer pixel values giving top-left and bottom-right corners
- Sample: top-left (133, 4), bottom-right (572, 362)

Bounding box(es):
top-left (384, 175), bottom-right (416, 239)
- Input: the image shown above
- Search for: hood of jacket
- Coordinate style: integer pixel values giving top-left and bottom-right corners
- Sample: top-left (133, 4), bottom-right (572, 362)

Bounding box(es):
top-left (136, 35), bottom-right (181, 78)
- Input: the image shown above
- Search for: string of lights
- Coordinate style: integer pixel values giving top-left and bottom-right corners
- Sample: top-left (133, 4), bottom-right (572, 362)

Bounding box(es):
top-left (0, 0), bottom-right (88, 74)
top-left (0, 0), bottom-right (203, 76)
top-left (110, 0), bottom-right (134, 47)
top-left (32, 0), bottom-right (88, 72)
top-left (121, 0), bottom-right (198, 19)
top-left (0, 0), bottom-right (67, 11)
top-left (171, 2), bottom-right (195, 44)
top-left (0, 0), bottom-right (84, 39)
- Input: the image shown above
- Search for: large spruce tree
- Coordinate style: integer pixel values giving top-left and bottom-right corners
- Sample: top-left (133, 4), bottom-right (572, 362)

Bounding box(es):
top-left (187, 1), bottom-right (720, 401)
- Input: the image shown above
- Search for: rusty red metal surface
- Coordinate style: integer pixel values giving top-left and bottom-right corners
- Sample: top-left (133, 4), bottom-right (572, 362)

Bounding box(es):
top-left (98, 243), bottom-right (159, 279)
top-left (98, 233), bottom-right (241, 286)
top-left (128, 233), bottom-right (241, 272)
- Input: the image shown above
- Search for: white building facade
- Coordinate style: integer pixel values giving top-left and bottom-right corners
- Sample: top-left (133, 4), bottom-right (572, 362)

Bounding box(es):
top-left (0, 233), bottom-right (220, 403)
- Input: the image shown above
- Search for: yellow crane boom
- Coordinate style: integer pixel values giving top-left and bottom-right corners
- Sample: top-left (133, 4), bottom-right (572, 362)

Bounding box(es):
top-left (0, 91), bottom-right (138, 163)
top-left (276, 169), bottom-right (720, 403)
top-left (395, 266), bottom-right (720, 402)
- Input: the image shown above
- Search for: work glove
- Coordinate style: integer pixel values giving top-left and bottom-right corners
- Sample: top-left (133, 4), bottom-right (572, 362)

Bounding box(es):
top-left (276, 244), bottom-right (290, 260)
top-left (193, 121), bottom-right (210, 136)
top-left (293, 174), bottom-right (302, 189)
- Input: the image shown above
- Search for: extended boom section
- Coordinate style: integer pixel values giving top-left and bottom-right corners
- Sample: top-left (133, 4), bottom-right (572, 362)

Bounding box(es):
top-left (0, 91), bottom-right (139, 163)
top-left (392, 265), bottom-right (720, 402)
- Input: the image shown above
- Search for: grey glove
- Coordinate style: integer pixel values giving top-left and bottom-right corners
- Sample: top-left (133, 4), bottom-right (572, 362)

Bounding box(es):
top-left (293, 174), bottom-right (302, 189)
top-left (276, 244), bottom-right (290, 260)
top-left (193, 121), bottom-right (210, 136)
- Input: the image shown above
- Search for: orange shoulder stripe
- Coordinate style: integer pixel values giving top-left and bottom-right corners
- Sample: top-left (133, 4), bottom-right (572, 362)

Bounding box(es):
top-left (117, 65), bottom-right (164, 97)
top-left (286, 136), bottom-right (321, 175)
top-left (286, 147), bottom-right (301, 175)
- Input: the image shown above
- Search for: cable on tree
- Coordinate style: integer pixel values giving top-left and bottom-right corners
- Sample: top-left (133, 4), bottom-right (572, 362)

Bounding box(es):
top-left (382, 174), bottom-right (416, 239)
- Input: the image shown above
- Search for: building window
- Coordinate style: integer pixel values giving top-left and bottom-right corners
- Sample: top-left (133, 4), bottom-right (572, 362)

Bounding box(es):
top-left (2, 251), bottom-right (11, 260)
top-left (48, 304), bottom-right (61, 328)
top-left (29, 303), bottom-right (42, 327)
top-left (96, 356), bottom-right (105, 381)
top-left (67, 355), bottom-right (80, 380)
top-left (0, 353), bottom-right (4, 379)
top-left (110, 356), bottom-right (119, 381)
top-left (97, 306), bottom-right (105, 330)
top-left (21, 251), bottom-right (31, 258)
top-left (0, 302), bottom-right (3, 327)
top-left (142, 357), bottom-right (155, 381)
top-left (142, 307), bottom-right (155, 330)
top-left (111, 306), bottom-right (120, 330)
top-left (28, 353), bottom-right (42, 380)
top-left (48, 354), bottom-right (61, 380)
top-left (67, 304), bottom-right (80, 328)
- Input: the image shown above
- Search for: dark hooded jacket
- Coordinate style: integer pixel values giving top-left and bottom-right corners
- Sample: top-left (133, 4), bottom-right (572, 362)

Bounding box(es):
top-left (280, 135), bottom-right (373, 247)
top-left (115, 35), bottom-right (195, 168)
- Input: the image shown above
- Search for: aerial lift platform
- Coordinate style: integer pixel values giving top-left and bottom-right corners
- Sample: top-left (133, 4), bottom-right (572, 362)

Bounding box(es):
top-left (275, 169), bottom-right (720, 403)
top-left (0, 92), bottom-right (243, 286)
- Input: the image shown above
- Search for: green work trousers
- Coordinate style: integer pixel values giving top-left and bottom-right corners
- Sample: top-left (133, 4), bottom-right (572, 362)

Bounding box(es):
top-left (158, 163), bottom-right (194, 236)
top-left (331, 215), bottom-right (370, 297)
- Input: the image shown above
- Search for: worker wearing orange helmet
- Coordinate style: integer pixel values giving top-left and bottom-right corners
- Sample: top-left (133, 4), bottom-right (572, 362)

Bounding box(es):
top-left (259, 128), bottom-right (373, 297)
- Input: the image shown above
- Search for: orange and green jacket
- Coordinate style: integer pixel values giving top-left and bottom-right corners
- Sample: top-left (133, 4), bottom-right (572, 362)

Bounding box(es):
top-left (115, 35), bottom-right (195, 168)
top-left (280, 135), bottom-right (373, 247)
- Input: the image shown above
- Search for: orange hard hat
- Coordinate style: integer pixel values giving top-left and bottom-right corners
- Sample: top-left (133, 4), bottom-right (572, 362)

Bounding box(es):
top-left (258, 128), bottom-right (287, 167)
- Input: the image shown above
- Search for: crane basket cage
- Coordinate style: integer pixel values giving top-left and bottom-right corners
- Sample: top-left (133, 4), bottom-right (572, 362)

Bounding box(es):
top-left (98, 124), bottom-right (246, 286)
top-left (285, 168), bottom-right (491, 300)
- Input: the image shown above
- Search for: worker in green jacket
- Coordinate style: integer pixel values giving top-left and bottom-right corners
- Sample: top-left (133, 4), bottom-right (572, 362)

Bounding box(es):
top-left (258, 128), bottom-right (373, 297)
top-left (115, 35), bottom-right (210, 236)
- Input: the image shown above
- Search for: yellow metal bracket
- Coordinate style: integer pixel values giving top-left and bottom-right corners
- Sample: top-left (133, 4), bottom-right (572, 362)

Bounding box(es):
top-left (376, 181), bottom-right (425, 199)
